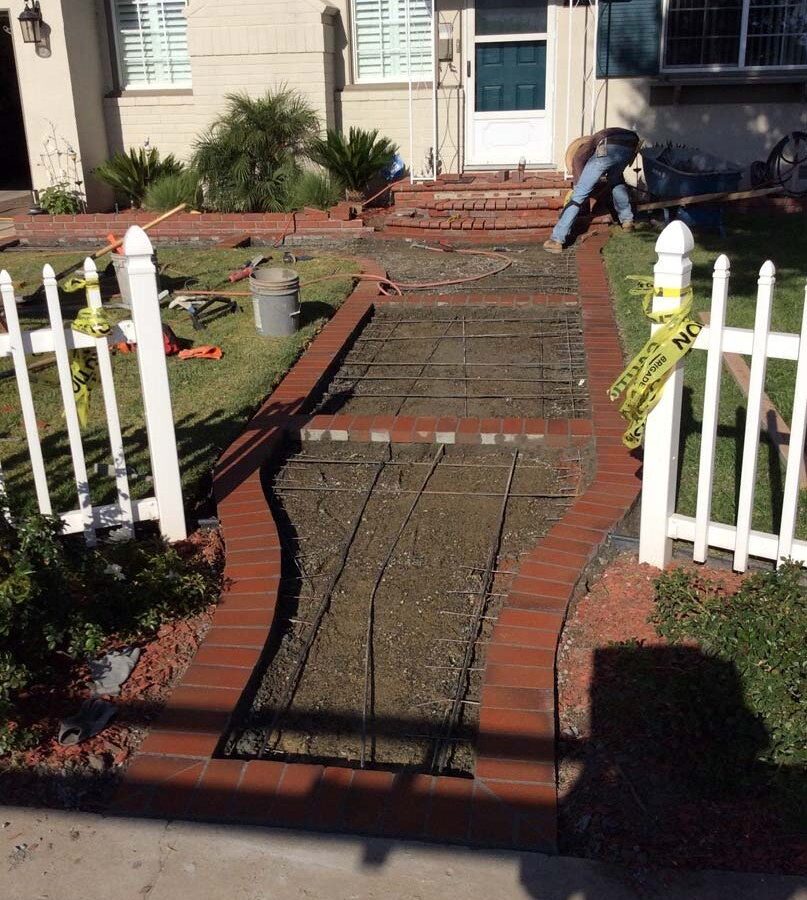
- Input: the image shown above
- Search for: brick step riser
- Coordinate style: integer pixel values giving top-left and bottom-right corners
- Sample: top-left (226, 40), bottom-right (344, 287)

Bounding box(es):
top-left (388, 207), bottom-right (560, 225)
top-left (420, 200), bottom-right (566, 213)
top-left (391, 179), bottom-right (568, 195)
top-left (394, 191), bottom-right (565, 206)
top-left (383, 217), bottom-right (556, 232)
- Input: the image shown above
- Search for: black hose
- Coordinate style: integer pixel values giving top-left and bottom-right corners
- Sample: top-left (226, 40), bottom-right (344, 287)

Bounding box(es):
top-left (763, 132), bottom-right (807, 198)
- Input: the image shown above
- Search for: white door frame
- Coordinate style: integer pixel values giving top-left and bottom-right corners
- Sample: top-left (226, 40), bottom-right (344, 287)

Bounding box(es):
top-left (463, 0), bottom-right (557, 168)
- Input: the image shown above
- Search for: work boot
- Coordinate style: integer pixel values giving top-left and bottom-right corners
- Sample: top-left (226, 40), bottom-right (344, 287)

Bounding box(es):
top-left (621, 220), bottom-right (636, 232)
top-left (543, 239), bottom-right (564, 254)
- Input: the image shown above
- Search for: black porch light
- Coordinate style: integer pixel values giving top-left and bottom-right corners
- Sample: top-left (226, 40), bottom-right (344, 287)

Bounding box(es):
top-left (18, 0), bottom-right (43, 45)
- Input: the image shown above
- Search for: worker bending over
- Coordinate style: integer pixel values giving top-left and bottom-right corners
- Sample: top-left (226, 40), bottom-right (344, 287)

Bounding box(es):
top-left (544, 128), bottom-right (641, 253)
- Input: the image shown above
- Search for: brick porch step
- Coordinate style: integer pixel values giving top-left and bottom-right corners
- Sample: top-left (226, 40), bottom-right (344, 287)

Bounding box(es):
top-left (381, 212), bottom-right (557, 231)
top-left (426, 197), bottom-right (566, 212)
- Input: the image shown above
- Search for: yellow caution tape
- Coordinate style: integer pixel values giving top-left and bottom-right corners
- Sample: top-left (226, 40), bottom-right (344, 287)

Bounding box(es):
top-left (70, 302), bottom-right (111, 427)
top-left (62, 275), bottom-right (89, 293)
top-left (609, 277), bottom-right (702, 449)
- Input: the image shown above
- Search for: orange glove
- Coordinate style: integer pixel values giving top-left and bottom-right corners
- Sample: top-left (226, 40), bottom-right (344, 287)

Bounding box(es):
top-left (178, 345), bottom-right (223, 360)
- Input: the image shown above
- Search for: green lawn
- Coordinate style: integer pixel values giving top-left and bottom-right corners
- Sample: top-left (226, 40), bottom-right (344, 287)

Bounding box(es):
top-left (0, 247), bottom-right (355, 518)
top-left (604, 215), bottom-right (807, 539)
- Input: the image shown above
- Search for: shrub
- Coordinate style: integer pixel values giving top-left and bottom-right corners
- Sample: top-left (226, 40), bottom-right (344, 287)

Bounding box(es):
top-left (143, 169), bottom-right (203, 212)
top-left (93, 147), bottom-right (184, 208)
top-left (285, 169), bottom-right (342, 210)
top-left (309, 127), bottom-right (397, 198)
top-left (40, 183), bottom-right (84, 215)
top-left (653, 563), bottom-right (806, 767)
top-left (0, 514), bottom-right (221, 753)
top-left (193, 89), bottom-right (320, 212)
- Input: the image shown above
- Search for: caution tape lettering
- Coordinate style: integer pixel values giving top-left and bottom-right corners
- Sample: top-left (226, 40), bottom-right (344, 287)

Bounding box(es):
top-left (609, 279), bottom-right (702, 449)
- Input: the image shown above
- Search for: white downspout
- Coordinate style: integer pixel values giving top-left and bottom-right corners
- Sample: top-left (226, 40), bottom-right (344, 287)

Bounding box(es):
top-left (432, 0), bottom-right (438, 180)
top-left (564, 0), bottom-right (574, 177)
top-left (590, 0), bottom-right (599, 132)
top-left (407, 0), bottom-right (415, 183)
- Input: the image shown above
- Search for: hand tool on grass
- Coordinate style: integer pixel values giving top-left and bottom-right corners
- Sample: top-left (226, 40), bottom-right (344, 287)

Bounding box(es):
top-left (228, 254), bottom-right (267, 283)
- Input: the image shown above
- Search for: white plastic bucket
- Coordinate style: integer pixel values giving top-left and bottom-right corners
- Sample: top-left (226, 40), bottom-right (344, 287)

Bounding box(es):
top-left (249, 267), bottom-right (301, 337)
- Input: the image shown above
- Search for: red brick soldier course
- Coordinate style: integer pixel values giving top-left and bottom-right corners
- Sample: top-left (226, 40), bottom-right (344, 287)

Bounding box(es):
top-left (114, 235), bottom-right (641, 851)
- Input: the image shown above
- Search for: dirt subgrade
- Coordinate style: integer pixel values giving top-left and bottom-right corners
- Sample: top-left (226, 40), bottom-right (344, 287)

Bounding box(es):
top-left (226, 440), bottom-right (590, 776)
top-left (289, 238), bottom-right (580, 295)
top-left (366, 241), bottom-right (579, 295)
top-left (312, 305), bottom-right (590, 419)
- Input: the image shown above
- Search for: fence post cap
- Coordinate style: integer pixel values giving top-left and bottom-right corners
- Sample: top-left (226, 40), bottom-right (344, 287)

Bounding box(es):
top-left (714, 254), bottom-right (730, 273)
top-left (123, 225), bottom-right (154, 257)
top-left (0, 270), bottom-right (11, 287)
top-left (759, 260), bottom-right (776, 279)
top-left (83, 257), bottom-right (98, 274)
top-left (655, 220), bottom-right (695, 256)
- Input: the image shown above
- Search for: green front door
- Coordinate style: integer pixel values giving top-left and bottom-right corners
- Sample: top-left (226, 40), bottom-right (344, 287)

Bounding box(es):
top-left (475, 41), bottom-right (547, 113)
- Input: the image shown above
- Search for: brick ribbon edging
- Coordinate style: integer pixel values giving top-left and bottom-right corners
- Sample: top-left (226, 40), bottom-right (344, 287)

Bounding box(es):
top-left (114, 241), bottom-right (641, 853)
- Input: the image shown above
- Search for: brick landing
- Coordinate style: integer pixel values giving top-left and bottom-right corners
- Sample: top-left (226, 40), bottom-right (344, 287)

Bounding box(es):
top-left (114, 240), bottom-right (641, 851)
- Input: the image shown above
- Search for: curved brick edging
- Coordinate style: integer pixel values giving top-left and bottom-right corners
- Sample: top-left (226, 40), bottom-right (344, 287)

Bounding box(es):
top-left (115, 239), bottom-right (641, 852)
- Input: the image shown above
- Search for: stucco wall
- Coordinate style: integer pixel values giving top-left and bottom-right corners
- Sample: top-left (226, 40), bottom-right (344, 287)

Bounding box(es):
top-left (12, 0), bottom-right (111, 208)
top-left (594, 78), bottom-right (807, 167)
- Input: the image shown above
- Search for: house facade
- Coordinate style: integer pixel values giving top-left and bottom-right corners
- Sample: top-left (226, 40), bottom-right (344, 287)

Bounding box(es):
top-left (3, 0), bottom-right (806, 209)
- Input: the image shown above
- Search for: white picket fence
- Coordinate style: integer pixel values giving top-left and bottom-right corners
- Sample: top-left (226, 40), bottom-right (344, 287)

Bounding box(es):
top-left (640, 221), bottom-right (807, 572)
top-left (0, 225), bottom-right (186, 544)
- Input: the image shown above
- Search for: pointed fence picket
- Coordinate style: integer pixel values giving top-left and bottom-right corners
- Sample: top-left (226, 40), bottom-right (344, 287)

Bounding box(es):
top-left (0, 225), bottom-right (186, 543)
top-left (640, 221), bottom-right (807, 572)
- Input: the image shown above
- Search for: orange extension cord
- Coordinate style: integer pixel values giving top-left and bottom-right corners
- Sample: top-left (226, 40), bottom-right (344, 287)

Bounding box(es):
top-left (176, 245), bottom-right (514, 299)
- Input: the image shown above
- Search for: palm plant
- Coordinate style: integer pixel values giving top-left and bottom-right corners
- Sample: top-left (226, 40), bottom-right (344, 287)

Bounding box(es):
top-left (192, 89), bottom-right (320, 212)
top-left (142, 169), bottom-right (203, 212)
top-left (285, 169), bottom-right (343, 210)
top-left (309, 127), bottom-right (397, 198)
top-left (92, 147), bottom-right (184, 208)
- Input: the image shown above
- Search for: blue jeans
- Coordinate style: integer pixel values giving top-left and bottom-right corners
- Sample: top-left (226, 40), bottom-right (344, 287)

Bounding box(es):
top-left (551, 143), bottom-right (635, 245)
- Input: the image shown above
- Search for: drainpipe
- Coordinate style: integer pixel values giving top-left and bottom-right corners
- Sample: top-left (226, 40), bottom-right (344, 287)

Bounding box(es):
top-left (407, 0), bottom-right (414, 183)
top-left (432, 0), bottom-right (438, 180)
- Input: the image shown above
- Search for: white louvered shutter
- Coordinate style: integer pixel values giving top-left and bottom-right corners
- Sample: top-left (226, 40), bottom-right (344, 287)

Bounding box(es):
top-left (354, 0), bottom-right (433, 81)
top-left (113, 1), bottom-right (191, 88)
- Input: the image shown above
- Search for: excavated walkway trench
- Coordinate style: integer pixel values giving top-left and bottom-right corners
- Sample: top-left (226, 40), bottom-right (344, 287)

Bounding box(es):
top-left (225, 299), bottom-right (593, 776)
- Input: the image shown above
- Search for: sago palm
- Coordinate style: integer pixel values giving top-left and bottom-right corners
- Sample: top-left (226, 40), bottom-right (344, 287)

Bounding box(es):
top-left (192, 89), bottom-right (320, 212)
top-left (92, 147), bottom-right (184, 208)
top-left (309, 127), bottom-right (397, 198)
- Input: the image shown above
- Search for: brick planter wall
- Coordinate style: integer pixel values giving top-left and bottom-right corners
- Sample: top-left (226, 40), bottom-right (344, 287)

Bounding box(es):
top-left (114, 241), bottom-right (642, 852)
top-left (12, 204), bottom-right (370, 246)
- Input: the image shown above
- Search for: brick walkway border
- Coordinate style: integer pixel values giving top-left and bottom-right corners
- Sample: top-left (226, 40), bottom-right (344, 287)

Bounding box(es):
top-left (114, 237), bottom-right (641, 851)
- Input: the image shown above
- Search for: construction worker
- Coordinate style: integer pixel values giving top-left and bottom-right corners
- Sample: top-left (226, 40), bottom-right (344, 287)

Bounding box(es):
top-left (544, 128), bottom-right (641, 253)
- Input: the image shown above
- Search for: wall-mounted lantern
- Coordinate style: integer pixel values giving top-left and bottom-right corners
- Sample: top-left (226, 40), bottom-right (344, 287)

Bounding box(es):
top-left (18, 0), bottom-right (43, 45)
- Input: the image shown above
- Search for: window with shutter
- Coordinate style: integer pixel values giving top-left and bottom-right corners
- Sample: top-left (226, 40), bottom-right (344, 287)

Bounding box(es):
top-left (353, 0), bottom-right (433, 82)
top-left (111, 0), bottom-right (191, 89)
top-left (597, 0), bottom-right (663, 78)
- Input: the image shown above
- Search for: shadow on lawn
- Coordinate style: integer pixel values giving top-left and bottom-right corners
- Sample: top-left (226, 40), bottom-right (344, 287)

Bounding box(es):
top-left (560, 644), bottom-right (806, 877)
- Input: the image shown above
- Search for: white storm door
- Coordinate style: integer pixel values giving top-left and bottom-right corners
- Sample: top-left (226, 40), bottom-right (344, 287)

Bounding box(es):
top-left (465, 0), bottom-right (554, 166)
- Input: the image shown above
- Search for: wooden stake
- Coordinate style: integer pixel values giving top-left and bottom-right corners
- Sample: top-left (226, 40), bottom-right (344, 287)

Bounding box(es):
top-left (93, 203), bottom-right (188, 259)
top-left (637, 186), bottom-right (781, 212)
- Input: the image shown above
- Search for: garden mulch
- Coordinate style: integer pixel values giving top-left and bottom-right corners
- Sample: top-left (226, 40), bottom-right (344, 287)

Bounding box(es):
top-left (556, 552), bottom-right (806, 877)
top-left (0, 530), bottom-right (224, 811)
